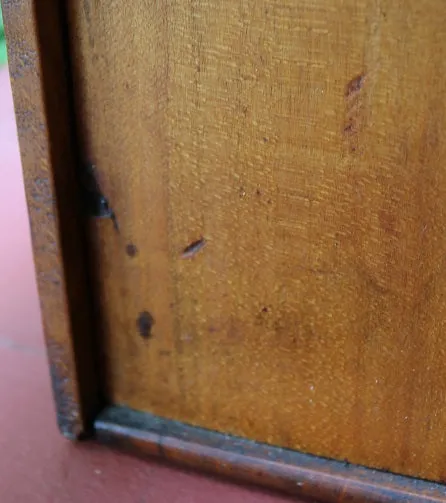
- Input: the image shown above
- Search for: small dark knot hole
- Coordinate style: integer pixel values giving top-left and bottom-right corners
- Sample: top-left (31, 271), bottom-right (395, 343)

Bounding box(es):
top-left (137, 311), bottom-right (155, 339)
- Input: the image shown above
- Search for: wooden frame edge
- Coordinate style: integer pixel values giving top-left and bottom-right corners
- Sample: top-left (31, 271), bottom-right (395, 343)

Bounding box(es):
top-left (95, 405), bottom-right (446, 502)
top-left (2, 0), bottom-right (101, 438)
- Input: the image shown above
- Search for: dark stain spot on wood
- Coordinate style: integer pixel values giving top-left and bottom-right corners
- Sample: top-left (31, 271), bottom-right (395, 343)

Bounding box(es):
top-left (255, 306), bottom-right (273, 328)
top-left (263, 137), bottom-right (269, 143)
top-left (256, 188), bottom-right (262, 196)
top-left (345, 74), bottom-right (365, 98)
top-left (126, 243), bottom-right (138, 257)
top-left (137, 311), bottom-right (155, 340)
top-left (81, 163), bottom-right (119, 231)
top-left (181, 237), bottom-right (206, 259)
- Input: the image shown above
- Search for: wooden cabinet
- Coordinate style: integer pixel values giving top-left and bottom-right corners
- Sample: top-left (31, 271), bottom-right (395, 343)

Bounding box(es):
top-left (4, 1), bottom-right (446, 501)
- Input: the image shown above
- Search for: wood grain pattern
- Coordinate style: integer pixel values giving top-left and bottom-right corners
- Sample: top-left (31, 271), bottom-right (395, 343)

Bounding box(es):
top-left (2, 0), bottom-right (100, 437)
top-left (67, 0), bottom-right (446, 481)
top-left (95, 405), bottom-right (446, 503)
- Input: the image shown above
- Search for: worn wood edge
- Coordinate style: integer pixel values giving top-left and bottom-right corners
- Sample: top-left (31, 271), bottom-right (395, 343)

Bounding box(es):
top-left (95, 405), bottom-right (446, 502)
top-left (2, 0), bottom-right (102, 438)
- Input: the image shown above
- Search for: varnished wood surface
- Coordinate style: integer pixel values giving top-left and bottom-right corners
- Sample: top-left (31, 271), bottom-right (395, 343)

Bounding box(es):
top-left (2, 0), bottom-right (100, 437)
top-left (96, 405), bottom-right (446, 503)
top-left (67, 0), bottom-right (446, 481)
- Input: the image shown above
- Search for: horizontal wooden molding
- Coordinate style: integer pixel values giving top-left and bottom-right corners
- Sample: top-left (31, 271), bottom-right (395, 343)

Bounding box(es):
top-left (95, 406), bottom-right (446, 502)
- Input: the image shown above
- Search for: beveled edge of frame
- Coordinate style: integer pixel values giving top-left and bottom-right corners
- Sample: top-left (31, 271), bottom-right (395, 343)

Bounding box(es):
top-left (95, 405), bottom-right (446, 503)
top-left (2, 0), bottom-right (101, 438)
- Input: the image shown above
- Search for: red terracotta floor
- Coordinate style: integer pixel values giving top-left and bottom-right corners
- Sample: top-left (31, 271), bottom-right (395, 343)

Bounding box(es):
top-left (0, 66), bottom-right (298, 503)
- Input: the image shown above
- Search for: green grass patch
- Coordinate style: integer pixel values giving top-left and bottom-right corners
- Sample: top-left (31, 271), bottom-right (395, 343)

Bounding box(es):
top-left (0, 7), bottom-right (7, 66)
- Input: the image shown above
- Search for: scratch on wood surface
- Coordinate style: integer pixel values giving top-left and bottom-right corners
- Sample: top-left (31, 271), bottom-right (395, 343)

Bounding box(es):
top-left (345, 74), bottom-right (365, 98)
top-left (344, 73), bottom-right (366, 153)
top-left (181, 237), bottom-right (207, 259)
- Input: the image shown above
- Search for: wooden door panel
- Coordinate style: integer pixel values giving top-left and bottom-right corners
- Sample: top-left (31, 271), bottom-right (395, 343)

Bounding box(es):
top-left (67, 0), bottom-right (446, 482)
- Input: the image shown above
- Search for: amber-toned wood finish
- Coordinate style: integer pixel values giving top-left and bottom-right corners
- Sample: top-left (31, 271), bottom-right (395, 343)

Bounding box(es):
top-left (5, 0), bottom-right (446, 500)
top-left (66, 0), bottom-right (446, 483)
top-left (1, 0), bottom-right (100, 437)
